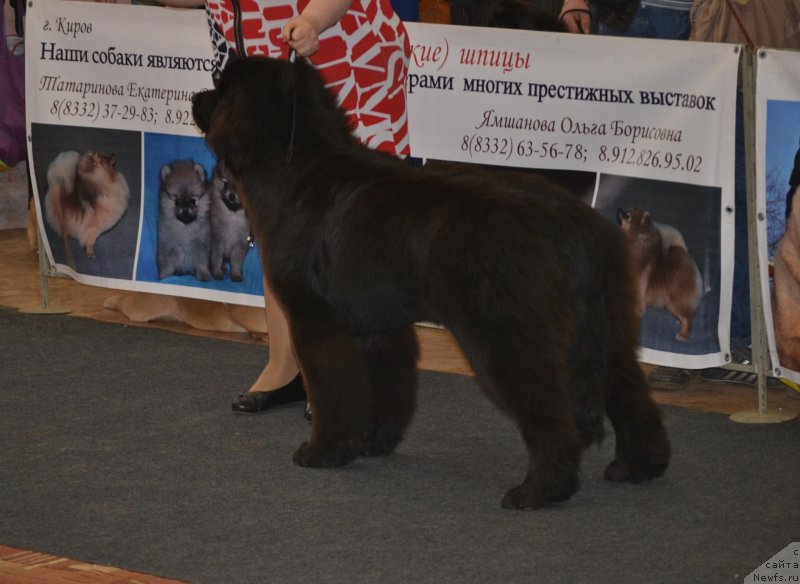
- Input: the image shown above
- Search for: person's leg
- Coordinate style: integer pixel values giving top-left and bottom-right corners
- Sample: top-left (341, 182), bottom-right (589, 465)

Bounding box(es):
top-left (230, 276), bottom-right (305, 413)
top-left (249, 276), bottom-right (301, 392)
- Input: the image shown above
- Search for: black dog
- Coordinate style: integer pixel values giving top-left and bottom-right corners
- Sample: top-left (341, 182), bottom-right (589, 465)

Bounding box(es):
top-left (192, 57), bottom-right (670, 510)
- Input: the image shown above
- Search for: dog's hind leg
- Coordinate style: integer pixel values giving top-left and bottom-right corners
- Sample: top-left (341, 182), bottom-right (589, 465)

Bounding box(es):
top-left (567, 297), bottom-right (612, 448)
top-left (603, 344), bottom-right (671, 484)
top-left (452, 325), bottom-right (583, 510)
top-left (289, 302), bottom-right (373, 468)
top-left (81, 225), bottom-right (102, 258)
top-left (210, 243), bottom-right (225, 280)
top-left (357, 325), bottom-right (420, 457)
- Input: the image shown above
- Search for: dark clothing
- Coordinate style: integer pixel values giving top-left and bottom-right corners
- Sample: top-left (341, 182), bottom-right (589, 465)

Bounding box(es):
top-left (450, 0), bottom-right (639, 32)
top-left (590, 0), bottom-right (641, 32)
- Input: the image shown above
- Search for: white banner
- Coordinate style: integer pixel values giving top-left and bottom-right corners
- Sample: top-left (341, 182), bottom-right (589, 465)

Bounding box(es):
top-left (756, 49), bottom-right (800, 381)
top-left (25, 1), bottom-right (267, 306)
top-left (25, 5), bottom-right (740, 367)
top-left (405, 23), bottom-right (740, 368)
top-left (405, 23), bottom-right (736, 184)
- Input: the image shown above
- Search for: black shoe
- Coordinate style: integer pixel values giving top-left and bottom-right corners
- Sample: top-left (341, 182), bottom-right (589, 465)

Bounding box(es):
top-left (647, 366), bottom-right (690, 389)
top-left (699, 367), bottom-right (784, 389)
top-left (231, 374), bottom-right (305, 413)
top-left (700, 346), bottom-right (783, 389)
top-left (303, 401), bottom-right (313, 422)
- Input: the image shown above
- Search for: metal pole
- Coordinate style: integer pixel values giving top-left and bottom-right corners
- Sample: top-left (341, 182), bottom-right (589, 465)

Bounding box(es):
top-left (730, 47), bottom-right (795, 423)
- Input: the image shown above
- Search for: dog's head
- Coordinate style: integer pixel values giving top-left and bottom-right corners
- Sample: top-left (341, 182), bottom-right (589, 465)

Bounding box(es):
top-left (616, 207), bottom-right (654, 240)
top-left (210, 164), bottom-right (242, 212)
top-left (192, 57), bottom-right (354, 176)
top-left (160, 160), bottom-right (208, 224)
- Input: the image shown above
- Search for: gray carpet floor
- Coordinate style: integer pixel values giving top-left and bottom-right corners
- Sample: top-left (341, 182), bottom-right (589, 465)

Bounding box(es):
top-left (1, 306), bottom-right (798, 583)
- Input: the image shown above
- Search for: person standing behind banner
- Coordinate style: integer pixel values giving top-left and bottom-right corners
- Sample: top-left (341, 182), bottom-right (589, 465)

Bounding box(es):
top-left (559, 0), bottom-right (692, 39)
top-left (193, 0), bottom-right (410, 418)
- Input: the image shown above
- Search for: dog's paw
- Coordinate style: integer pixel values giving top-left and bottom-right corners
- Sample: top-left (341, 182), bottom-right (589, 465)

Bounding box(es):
top-left (292, 441), bottom-right (354, 468)
top-left (604, 454), bottom-right (669, 484)
top-left (501, 475), bottom-right (579, 510)
top-left (501, 484), bottom-right (547, 510)
top-left (361, 427), bottom-right (403, 457)
top-left (604, 459), bottom-right (633, 483)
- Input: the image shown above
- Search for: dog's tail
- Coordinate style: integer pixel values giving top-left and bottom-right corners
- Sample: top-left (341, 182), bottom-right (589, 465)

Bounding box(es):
top-left (44, 151), bottom-right (80, 270)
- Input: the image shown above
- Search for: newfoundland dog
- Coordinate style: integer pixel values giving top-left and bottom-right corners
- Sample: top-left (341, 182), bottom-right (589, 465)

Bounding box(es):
top-left (192, 57), bottom-right (670, 510)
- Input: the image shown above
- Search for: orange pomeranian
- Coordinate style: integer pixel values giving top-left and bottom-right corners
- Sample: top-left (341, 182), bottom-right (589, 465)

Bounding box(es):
top-left (44, 150), bottom-right (129, 259)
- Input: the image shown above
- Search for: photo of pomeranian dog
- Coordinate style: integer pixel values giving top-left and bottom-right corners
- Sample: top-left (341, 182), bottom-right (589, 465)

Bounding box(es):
top-left (208, 164), bottom-right (251, 282)
top-left (156, 159), bottom-right (212, 281)
top-left (44, 150), bottom-right (130, 259)
top-left (617, 206), bottom-right (703, 342)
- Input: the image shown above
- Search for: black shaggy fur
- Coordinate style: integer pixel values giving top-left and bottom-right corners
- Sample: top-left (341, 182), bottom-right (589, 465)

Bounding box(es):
top-left (192, 57), bottom-right (670, 510)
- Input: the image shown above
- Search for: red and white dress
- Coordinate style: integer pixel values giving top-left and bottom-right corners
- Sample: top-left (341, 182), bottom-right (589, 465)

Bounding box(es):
top-left (204, 0), bottom-right (410, 156)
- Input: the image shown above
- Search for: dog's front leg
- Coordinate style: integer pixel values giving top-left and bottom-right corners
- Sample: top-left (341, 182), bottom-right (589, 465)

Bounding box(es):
top-left (289, 305), bottom-right (373, 468)
top-left (228, 244), bottom-right (248, 282)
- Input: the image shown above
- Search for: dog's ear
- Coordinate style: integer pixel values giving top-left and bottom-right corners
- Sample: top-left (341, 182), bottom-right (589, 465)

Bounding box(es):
top-left (160, 163), bottom-right (172, 183)
top-left (203, 58), bottom-right (299, 171)
top-left (192, 89), bottom-right (218, 134)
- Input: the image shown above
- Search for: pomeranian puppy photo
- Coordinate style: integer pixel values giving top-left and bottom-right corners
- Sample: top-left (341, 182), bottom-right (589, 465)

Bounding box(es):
top-left (156, 159), bottom-right (212, 281)
top-left (44, 150), bottom-right (130, 259)
top-left (208, 164), bottom-right (250, 282)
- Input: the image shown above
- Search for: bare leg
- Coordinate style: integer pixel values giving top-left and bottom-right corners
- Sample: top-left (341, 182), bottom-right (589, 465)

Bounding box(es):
top-left (249, 276), bottom-right (300, 393)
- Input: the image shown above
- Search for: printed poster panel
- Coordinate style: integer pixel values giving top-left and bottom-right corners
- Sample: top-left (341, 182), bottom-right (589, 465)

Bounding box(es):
top-left (756, 49), bottom-right (800, 381)
top-left (404, 23), bottom-right (740, 368)
top-left (26, 1), bottom-right (265, 307)
top-left (25, 5), bottom-right (740, 369)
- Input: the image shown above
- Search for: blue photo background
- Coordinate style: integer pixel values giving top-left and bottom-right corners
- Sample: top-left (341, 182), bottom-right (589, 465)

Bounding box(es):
top-left (136, 132), bottom-right (263, 296)
top-left (766, 100), bottom-right (800, 257)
